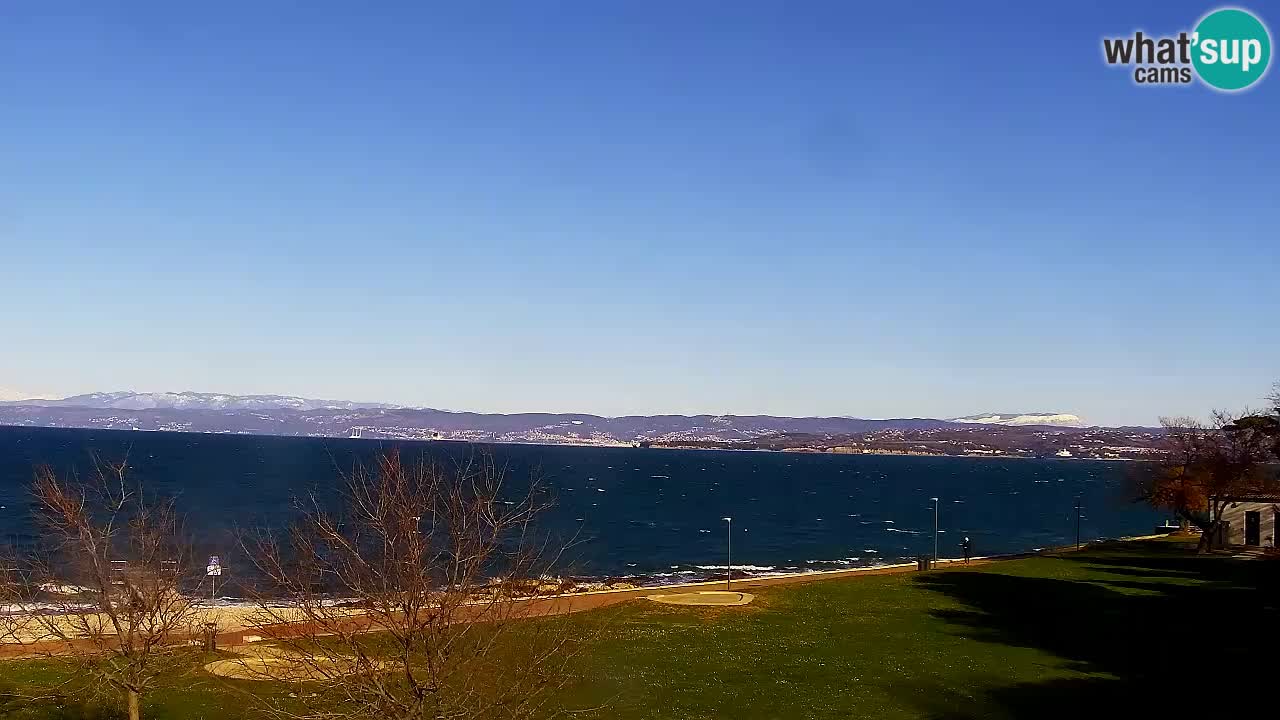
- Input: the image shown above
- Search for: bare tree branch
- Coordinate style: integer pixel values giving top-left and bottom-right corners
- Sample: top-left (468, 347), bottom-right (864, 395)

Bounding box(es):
top-left (0, 456), bottom-right (198, 720)
top-left (233, 449), bottom-right (587, 720)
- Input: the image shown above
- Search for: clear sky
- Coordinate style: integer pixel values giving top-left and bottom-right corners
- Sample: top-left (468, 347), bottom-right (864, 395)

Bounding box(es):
top-left (2, 1), bottom-right (1276, 426)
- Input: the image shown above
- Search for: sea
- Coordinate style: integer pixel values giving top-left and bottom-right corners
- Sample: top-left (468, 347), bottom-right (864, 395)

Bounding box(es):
top-left (0, 426), bottom-right (1161, 588)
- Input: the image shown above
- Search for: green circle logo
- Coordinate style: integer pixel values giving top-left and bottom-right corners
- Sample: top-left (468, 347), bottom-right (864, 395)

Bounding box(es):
top-left (1192, 8), bottom-right (1271, 91)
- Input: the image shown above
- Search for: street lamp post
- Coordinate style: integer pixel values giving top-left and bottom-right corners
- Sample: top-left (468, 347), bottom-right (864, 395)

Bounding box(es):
top-left (723, 517), bottom-right (733, 590)
top-left (931, 498), bottom-right (940, 564)
top-left (1075, 497), bottom-right (1082, 550)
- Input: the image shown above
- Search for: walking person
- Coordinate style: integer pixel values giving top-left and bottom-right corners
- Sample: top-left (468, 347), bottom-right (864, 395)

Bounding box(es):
top-left (961, 536), bottom-right (972, 565)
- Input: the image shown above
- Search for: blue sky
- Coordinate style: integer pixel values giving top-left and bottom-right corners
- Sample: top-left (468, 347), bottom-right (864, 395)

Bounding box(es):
top-left (2, 1), bottom-right (1276, 425)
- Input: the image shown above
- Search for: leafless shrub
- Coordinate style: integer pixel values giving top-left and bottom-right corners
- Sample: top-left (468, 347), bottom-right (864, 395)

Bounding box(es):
top-left (0, 455), bottom-right (197, 720)
top-left (236, 449), bottom-right (587, 720)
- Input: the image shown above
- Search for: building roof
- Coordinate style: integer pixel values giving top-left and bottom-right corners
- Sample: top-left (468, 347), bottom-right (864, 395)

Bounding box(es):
top-left (1222, 493), bottom-right (1280, 503)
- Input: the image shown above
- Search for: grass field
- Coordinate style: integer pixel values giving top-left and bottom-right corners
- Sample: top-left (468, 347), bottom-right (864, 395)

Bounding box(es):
top-left (3, 538), bottom-right (1274, 719)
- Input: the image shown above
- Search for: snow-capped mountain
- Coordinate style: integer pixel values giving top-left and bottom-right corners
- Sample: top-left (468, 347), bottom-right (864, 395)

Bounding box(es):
top-left (1, 391), bottom-right (401, 412)
top-left (950, 413), bottom-right (1086, 428)
top-left (0, 387), bottom-right (40, 402)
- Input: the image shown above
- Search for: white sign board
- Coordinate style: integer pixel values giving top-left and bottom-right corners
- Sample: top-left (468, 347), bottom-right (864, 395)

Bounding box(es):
top-left (206, 555), bottom-right (222, 577)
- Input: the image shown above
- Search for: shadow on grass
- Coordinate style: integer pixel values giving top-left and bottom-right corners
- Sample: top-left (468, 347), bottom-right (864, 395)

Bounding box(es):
top-left (907, 543), bottom-right (1277, 719)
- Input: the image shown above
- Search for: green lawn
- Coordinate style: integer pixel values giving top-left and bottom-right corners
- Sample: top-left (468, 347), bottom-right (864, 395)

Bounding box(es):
top-left (3, 539), bottom-right (1275, 719)
top-left (561, 538), bottom-right (1277, 718)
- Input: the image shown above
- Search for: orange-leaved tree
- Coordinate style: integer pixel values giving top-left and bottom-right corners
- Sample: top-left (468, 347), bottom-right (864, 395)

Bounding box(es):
top-left (1140, 411), bottom-right (1277, 552)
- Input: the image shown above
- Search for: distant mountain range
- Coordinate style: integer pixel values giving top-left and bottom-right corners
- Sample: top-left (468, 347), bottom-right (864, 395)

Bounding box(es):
top-left (0, 392), bottom-right (1086, 426)
top-left (0, 390), bottom-right (1173, 460)
top-left (1, 391), bottom-right (401, 412)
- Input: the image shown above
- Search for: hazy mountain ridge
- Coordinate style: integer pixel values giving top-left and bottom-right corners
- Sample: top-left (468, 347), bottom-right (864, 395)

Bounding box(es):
top-left (1, 392), bottom-right (1083, 426)
top-left (0, 391), bottom-right (1160, 459)
top-left (0, 391), bottom-right (402, 412)
top-left (0, 403), bottom-right (954, 441)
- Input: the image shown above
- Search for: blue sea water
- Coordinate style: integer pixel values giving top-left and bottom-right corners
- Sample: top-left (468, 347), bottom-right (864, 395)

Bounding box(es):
top-left (0, 427), bottom-right (1160, 586)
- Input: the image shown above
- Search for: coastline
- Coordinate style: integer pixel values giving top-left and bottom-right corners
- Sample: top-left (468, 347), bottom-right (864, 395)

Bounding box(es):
top-left (0, 533), bottom-right (1178, 654)
top-left (0, 423), bottom-right (1156, 462)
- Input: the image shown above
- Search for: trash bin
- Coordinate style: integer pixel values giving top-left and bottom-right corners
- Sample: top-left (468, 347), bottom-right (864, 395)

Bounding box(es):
top-left (915, 555), bottom-right (933, 571)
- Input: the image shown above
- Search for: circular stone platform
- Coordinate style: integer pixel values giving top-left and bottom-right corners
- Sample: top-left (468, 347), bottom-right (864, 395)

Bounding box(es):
top-left (204, 645), bottom-right (375, 681)
top-left (645, 591), bottom-right (754, 606)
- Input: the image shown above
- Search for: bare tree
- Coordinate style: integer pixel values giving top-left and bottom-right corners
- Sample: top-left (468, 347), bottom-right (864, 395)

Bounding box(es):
top-left (0, 456), bottom-right (197, 720)
top-left (1138, 412), bottom-right (1277, 552)
top-left (235, 449), bottom-right (585, 720)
